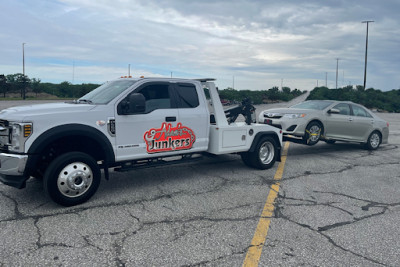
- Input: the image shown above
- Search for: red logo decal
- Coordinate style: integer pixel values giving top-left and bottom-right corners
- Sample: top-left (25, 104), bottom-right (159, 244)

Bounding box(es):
top-left (144, 122), bottom-right (196, 153)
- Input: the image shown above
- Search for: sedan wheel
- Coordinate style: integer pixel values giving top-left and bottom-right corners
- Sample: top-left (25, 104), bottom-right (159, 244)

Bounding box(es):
top-left (366, 131), bottom-right (381, 150)
top-left (304, 122), bottom-right (322, 146)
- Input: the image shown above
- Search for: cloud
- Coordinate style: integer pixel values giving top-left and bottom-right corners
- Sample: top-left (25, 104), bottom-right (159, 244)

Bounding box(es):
top-left (0, 0), bottom-right (399, 90)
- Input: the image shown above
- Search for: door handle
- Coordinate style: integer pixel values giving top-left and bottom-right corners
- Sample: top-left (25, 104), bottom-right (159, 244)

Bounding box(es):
top-left (165, 116), bottom-right (176, 122)
top-left (348, 117), bottom-right (353, 121)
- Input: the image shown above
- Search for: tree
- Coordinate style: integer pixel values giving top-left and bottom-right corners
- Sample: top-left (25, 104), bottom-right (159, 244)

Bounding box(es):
top-left (17, 74), bottom-right (30, 99)
top-left (31, 78), bottom-right (42, 97)
top-left (356, 85), bottom-right (365, 92)
top-left (6, 73), bottom-right (30, 98)
top-left (268, 86), bottom-right (280, 101)
top-left (282, 87), bottom-right (291, 94)
top-left (59, 81), bottom-right (72, 97)
top-left (0, 74), bottom-right (8, 97)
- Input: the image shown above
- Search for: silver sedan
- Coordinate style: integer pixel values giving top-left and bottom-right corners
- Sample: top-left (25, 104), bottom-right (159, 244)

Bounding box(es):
top-left (258, 100), bottom-right (389, 149)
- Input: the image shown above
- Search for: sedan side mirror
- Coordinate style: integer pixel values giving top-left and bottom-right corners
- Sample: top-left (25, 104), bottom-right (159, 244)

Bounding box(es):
top-left (328, 108), bottom-right (340, 114)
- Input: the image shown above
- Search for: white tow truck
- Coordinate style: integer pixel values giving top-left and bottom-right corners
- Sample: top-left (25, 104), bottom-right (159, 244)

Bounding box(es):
top-left (0, 78), bottom-right (282, 206)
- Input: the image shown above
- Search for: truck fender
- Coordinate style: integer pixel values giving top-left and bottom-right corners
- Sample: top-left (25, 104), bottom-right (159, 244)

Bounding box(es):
top-left (25, 124), bottom-right (115, 176)
top-left (248, 131), bottom-right (282, 162)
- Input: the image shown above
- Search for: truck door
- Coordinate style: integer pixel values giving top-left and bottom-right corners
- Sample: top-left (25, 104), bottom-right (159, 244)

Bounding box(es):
top-left (114, 82), bottom-right (180, 161)
top-left (172, 82), bottom-right (209, 152)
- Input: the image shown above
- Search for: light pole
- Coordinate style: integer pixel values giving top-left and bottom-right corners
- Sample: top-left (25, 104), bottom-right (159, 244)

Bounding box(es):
top-left (325, 72), bottom-right (328, 87)
top-left (362, 20), bottom-right (374, 90)
top-left (22, 43), bottom-right (26, 75)
top-left (336, 58), bottom-right (340, 89)
top-left (22, 43), bottom-right (26, 99)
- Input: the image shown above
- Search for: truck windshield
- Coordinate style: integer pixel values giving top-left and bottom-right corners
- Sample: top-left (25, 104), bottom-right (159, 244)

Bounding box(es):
top-left (291, 100), bottom-right (334, 110)
top-left (78, 80), bottom-right (137, 104)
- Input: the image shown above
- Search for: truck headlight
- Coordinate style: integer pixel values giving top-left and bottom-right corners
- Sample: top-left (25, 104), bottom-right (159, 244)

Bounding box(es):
top-left (283, 113), bottom-right (306, 119)
top-left (8, 122), bottom-right (32, 152)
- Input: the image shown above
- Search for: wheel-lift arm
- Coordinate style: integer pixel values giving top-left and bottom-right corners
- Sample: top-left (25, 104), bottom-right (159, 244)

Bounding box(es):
top-left (224, 98), bottom-right (256, 125)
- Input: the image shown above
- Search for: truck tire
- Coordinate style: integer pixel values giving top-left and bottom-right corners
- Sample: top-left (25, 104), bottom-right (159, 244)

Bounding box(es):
top-left (247, 136), bottom-right (277, 170)
top-left (240, 152), bottom-right (253, 168)
top-left (43, 152), bottom-right (101, 206)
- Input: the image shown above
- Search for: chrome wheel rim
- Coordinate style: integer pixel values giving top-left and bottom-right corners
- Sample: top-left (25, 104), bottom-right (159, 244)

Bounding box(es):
top-left (370, 133), bottom-right (380, 148)
top-left (259, 142), bottom-right (275, 165)
top-left (309, 125), bottom-right (321, 142)
top-left (57, 162), bottom-right (93, 198)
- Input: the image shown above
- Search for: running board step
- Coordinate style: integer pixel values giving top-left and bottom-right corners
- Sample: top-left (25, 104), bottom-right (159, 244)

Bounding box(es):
top-left (114, 154), bottom-right (203, 172)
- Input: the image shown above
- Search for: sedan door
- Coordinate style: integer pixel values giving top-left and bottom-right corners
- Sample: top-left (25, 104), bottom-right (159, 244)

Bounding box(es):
top-left (348, 104), bottom-right (374, 142)
top-left (324, 103), bottom-right (353, 140)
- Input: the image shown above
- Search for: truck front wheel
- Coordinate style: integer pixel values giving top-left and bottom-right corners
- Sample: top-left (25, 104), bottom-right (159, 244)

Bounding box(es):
top-left (43, 152), bottom-right (101, 206)
top-left (242, 137), bottom-right (277, 170)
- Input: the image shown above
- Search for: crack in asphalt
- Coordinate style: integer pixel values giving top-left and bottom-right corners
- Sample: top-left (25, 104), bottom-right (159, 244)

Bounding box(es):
top-left (282, 159), bottom-right (399, 182)
top-left (272, 188), bottom-right (398, 266)
top-left (0, 186), bottom-right (264, 267)
top-left (274, 210), bottom-right (387, 266)
top-left (0, 191), bottom-right (24, 220)
top-left (180, 246), bottom-right (249, 267)
top-left (0, 141), bottom-right (398, 266)
top-left (279, 196), bottom-right (354, 216)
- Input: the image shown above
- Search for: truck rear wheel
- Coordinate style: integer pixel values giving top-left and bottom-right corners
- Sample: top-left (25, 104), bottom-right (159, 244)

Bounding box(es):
top-left (44, 152), bottom-right (101, 206)
top-left (240, 153), bottom-right (253, 168)
top-left (243, 137), bottom-right (277, 170)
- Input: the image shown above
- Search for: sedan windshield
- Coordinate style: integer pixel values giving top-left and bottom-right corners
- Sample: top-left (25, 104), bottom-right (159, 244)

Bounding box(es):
top-left (291, 100), bottom-right (334, 110)
top-left (78, 79), bottom-right (137, 104)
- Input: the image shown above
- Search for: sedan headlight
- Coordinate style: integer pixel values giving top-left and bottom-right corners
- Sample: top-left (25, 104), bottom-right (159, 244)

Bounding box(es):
top-left (8, 122), bottom-right (32, 152)
top-left (283, 113), bottom-right (307, 119)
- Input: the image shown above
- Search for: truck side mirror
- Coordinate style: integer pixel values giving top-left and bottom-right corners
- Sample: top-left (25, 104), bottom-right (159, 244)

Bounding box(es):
top-left (128, 93), bottom-right (146, 114)
top-left (118, 93), bottom-right (146, 115)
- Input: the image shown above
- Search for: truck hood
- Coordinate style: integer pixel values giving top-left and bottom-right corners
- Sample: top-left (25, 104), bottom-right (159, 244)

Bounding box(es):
top-left (0, 102), bottom-right (97, 121)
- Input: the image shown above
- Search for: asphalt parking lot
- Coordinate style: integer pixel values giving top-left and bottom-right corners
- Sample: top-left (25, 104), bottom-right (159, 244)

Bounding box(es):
top-left (0, 98), bottom-right (399, 266)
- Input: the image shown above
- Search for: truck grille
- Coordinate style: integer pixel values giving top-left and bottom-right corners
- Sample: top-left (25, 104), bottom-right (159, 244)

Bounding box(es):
top-left (0, 120), bottom-right (10, 151)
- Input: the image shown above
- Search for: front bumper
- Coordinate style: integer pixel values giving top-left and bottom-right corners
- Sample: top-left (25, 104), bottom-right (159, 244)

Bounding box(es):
top-left (0, 153), bottom-right (29, 189)
top-left (260, 117), bottom-right (307, 137)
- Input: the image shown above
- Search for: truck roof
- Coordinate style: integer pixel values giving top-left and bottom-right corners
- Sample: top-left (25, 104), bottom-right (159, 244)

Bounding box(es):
top-left (119, 77), bottom-right (216, 83)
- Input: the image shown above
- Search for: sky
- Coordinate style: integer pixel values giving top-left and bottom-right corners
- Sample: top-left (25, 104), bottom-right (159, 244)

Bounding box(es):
top-left (1, 0), bottom-right (399, 91)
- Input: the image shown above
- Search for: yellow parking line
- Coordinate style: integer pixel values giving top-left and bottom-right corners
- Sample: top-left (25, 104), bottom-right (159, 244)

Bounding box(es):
top-left (243, 141), bottom-right (290, 267)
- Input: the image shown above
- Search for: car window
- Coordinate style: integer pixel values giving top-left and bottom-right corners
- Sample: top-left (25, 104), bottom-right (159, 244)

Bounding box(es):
top-left (175, 83), bottom-right (199, 108)
top-left (352, 105), bottom-right (372, 118)
top-left (80, 80), bottom-right (137, 104)
top-left (137, 83), bottom-right (172, 113)
top-left (332, 103), bottom-right (351, 115)
top-left (291, 100), bottom-right (334, 110)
